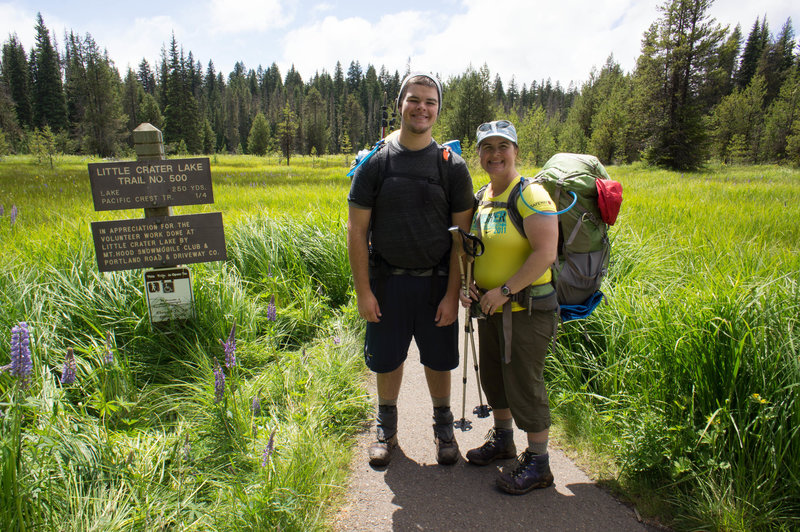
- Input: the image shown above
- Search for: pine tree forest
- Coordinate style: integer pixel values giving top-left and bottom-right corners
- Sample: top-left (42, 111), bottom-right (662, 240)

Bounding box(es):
top-left (1, 1), bottom-right (799, 170)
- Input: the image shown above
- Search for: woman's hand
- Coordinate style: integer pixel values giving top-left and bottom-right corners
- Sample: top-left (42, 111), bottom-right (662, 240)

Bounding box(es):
top-left (480, 287), bottom-right (510, 316)
top-left (459, 281), bottom-right (479, 308)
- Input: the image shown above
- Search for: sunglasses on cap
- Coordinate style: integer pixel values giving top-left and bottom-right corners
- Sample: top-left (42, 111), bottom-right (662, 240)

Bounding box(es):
top-left (477, 120), bottom-right (513, 132)
top-left (476, 120), bottom-right (518, 145)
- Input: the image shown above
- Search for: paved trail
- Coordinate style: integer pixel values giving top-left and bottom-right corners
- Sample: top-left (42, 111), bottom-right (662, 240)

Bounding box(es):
top-left (334, 329), bottom-right (659, 532)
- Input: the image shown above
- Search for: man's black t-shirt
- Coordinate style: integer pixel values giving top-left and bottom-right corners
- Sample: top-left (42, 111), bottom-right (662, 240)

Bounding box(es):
top-left (348, 139), bottom-right (473, 270)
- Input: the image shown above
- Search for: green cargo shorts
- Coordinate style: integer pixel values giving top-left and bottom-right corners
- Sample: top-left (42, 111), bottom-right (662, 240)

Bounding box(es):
top-left (476, 306), bottom-right (557, 433)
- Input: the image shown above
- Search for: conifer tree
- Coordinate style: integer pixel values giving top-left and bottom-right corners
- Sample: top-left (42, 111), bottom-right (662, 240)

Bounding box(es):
top-left (276, 102), bottom-right (298, 165)
top-left (247, 112), bottom-right (270, 155)
top-left (736, 17), bottom-right (769, 89)
top-left (30, 13), bottom-right (67, 131)
top-left (632, 0), bottom-right (727, 170)
top-left (1, 34), bottom-right (32, 128)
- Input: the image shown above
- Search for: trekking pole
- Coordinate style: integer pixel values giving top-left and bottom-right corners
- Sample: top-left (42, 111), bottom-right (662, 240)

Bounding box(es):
top-left (458, 230), bottom-right (492, 419)
top-left (448, 226), bottom-right (472, 431)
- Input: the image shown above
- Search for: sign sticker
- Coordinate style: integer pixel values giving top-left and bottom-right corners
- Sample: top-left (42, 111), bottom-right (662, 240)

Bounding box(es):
top-left (144, 268), bottom-right (195, 323)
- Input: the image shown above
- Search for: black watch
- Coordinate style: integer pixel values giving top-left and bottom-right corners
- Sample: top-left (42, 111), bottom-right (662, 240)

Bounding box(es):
top-left (500, 284), bottom-right (512, 297)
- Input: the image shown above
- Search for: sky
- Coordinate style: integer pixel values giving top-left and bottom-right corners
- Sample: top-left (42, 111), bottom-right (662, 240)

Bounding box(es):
top-left (1, 0), bottom-right (797, 88)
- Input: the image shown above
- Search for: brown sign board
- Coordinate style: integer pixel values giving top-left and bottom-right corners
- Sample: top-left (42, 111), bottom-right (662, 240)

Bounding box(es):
top-left (88, 157), bottom-right (213, 211)
top-left (91, 212), bottom-right (227, 272)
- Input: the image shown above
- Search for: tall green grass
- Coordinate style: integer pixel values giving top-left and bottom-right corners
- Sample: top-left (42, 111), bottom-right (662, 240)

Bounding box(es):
top-left (3, 154), bottom-right (800, 531)
top-left (1, 154), bottom-right (368, 531)
top-left (548, 163), bottom-right (800, 530)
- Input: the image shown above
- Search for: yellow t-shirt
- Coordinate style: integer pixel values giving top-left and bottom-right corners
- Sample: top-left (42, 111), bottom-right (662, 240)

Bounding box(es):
top-left (471, 180), bottom-right (556, 306)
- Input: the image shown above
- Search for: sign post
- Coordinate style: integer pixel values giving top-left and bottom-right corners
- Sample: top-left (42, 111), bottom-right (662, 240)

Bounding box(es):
top-left (88, 123), bottom-right (227, 326)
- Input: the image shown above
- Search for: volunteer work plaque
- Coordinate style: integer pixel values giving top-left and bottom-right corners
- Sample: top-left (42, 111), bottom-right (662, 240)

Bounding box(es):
top-left (91, 212), bottom-right (227, 272)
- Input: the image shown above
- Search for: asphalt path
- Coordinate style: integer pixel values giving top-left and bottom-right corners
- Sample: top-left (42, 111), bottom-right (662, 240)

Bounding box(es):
top-left (333, 325), bottom-right (661, 532)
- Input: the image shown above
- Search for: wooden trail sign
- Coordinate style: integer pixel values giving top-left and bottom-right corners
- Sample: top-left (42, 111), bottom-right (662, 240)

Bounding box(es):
top-left (88, 157), bottom-right (213, 211)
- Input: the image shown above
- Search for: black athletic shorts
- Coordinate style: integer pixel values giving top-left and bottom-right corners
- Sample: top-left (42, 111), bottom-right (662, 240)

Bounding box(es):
top-left (364, 274), bottom-right (459, 373)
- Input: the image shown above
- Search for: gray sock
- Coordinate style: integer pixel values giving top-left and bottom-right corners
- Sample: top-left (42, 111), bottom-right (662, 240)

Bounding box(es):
top-left (526, 441), bottom-right (548, 455)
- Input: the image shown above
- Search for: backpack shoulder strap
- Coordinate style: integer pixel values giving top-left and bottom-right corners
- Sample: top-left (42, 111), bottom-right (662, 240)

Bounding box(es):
top-left (473, 179), bottom-right (526, 238)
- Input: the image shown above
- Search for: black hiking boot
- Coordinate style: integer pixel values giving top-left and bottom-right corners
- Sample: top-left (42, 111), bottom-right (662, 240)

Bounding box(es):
top-left (496, 451), bottom-right (554, 494)
top-left (466, 428), bottom-right (516, 466)
top-left (433, 407), bottom-right (459, 465)
top-left (369, 405), bottom-right (397, 467)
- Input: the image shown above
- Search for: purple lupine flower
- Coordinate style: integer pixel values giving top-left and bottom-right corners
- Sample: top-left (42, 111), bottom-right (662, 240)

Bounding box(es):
top-left (267, 263), bottom-right (273, 278)
top-left (213, 357), bottom-right (225, 403)
top-left (220, 322), bottom-right (236, 368)
top-left (266, 295), bottom-right (277, 322)
top-left (262, 428), bottom-right (276, 467)
top-left (104, 331), bottom-right (114, 364)
top-left (61, 347), bottom-right (76, 385)
top-left (9, 205), bottom-right (17, 226)
top-left (5, 322), bottom-right (32, 388)
top-left (0, 205), bottom-right (4, 216)
top-left (333, 336), bottom-right (341, 345)
top-left (251, 391), bottom-right (261, 416)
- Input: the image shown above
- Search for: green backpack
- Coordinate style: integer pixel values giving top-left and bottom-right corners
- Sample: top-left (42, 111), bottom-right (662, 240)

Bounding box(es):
top-left (475, 153), bottom-right (618, 307)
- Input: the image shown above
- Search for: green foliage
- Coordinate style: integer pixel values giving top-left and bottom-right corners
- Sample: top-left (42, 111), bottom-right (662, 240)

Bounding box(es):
top-left (548, 163), bottom-right (800, 530)
top-left (441, 64), bottom-right (495, 144)
top-left (28, 126), bottom-right (58, 167)
top-left (276, 103), bottom-right (299, 165)
top-left (247, 112), bottom-right (270, 156)
top-left (30, 13), bottom-right (67, 132)
top-left (516, 106), bottom-right (556, 166)
top-left (0, 156), bottom-right (369, 529)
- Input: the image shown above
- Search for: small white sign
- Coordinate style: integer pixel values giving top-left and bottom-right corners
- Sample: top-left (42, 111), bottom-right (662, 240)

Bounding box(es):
top-left (144, 267), bottom-right (195, 323)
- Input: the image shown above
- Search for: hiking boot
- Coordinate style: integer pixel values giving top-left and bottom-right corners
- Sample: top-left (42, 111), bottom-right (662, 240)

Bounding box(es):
top-left (433, 406), bottom-right (459, 465)
top-left (496, 451), bottom-right (554, 494)
top-left (369, 404), bottom-right (397, 467)
top-left (466, 428), bottom-right (516, 466)
top-left (368, 433), bottom-right (397, 467)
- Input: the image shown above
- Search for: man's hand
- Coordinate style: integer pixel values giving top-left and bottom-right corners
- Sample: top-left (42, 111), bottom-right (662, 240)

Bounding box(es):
top-left (435, 292), bottom-right (458, 327)
top-left (357, 290), bottom-right (382, 323)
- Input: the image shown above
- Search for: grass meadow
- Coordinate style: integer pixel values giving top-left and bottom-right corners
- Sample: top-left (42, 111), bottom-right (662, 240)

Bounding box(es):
top-left (1, 153), bottom-right (799, 531)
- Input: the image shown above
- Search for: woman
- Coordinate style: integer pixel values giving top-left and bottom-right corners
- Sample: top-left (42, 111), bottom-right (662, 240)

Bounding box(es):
top-left (461, 120), bottom-right (559, 494)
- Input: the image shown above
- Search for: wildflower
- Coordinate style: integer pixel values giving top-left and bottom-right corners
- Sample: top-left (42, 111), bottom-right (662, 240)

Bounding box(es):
top-left (333, 336), bottom-right (341, 345)
top-left (0, 205), bottom-right (3, 216)
top-left (251, 391), bottom-right (261, 416)
top-left (4, 322), bottom-right (32, 388)
top-left (266, 295), bottom-right (277, 322)
top-left (262, 428), bottom-right (276, 467)
top-left (751, 393), bottom-right (768, 405)
top-left (104, 331), bottom-right (114, 364)
top-left (220, 322), bottom-right (237, 368)
top-left (61, 347), bottom-right (77, 385)
top-left (213, 357), bottom-right (225, 403)
top-left (10, 205), bottom-right (17, 225)
top-left (183, 434), bottom-right (191, 461)
top-left (267, 263), bottom-right (273, 278)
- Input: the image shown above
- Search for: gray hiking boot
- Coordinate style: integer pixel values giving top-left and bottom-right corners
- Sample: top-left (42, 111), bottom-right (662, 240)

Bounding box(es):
top-left (496, 451), bottom-right (554, 494)
top-left (466, 428), bottom-right (516, 466)
top-left (433, 407), bottom-right (459, 465)
top-left (369, 405), bottom-right (397, 467)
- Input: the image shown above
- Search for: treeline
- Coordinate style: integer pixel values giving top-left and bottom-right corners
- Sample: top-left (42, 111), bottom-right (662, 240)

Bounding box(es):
top-left (1, 0), bottom-right (799, 170)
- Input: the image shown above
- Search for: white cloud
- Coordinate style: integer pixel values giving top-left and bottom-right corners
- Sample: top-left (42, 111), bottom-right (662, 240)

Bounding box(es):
top-left (0, 3), bottom-right (35, 44)
top-left (99, 15), bottom-right (180, 71)
top-left (207, 0), bottom-right (290, 33)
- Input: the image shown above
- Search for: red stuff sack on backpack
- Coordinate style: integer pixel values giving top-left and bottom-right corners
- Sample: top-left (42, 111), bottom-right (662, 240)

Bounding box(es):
top-left (596, 179), bottom-right (623, 225)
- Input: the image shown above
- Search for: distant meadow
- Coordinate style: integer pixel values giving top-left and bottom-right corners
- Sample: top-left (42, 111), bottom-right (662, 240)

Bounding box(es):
top-left (1, 154), bottom-right (799, 530)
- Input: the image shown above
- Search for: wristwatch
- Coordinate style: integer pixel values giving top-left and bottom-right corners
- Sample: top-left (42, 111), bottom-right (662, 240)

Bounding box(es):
top-left (500, 284), bottom-right (512, 297)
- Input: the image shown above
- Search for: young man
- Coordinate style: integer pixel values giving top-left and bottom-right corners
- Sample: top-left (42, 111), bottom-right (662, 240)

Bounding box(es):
top-left (347, 73), bottom-right (473, 466)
